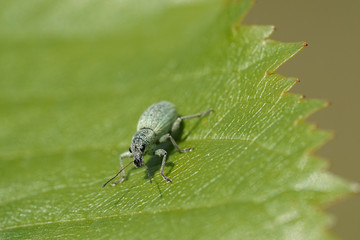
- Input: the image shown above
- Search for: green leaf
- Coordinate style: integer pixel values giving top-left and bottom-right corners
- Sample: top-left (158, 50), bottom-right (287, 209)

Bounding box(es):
top-left (0, 0), bottom-right (356, 239)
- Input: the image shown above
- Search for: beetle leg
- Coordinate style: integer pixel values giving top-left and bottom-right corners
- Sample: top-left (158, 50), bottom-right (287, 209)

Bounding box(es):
top-left (159, 133), bottom-right (192, 152)
top-left (171, 109), bottom-right (213, 133)
top-left (154, 149), bottom-right (171, 183)
top-left (111, 151), bottom-right (133, 186)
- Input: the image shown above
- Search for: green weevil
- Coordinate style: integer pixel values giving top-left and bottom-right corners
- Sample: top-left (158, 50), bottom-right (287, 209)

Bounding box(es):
top-left (102, 101), bottom-right (212, 187)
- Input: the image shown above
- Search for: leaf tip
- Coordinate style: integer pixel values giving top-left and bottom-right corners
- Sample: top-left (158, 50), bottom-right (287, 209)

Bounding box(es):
top-left (310, 123), bottom-right (318, 131)
top-left (262, 25), bottom-right (276, 41)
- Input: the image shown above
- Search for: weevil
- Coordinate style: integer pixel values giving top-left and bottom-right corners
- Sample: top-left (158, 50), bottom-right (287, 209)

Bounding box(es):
top-left (102, 101), bottom-right (212, 187)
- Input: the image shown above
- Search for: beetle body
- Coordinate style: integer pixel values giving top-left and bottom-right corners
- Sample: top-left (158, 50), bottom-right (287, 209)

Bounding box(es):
top-left (131, 101), bottom-right (177, 167)
top-left (137, 101), bottom-right (178, 136)
top-left (102, 101), bottom-right (212, 187)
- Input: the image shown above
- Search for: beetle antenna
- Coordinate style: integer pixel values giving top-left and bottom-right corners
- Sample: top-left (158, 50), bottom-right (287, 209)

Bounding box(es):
top-left (102, 161), bottom-right (134, 188)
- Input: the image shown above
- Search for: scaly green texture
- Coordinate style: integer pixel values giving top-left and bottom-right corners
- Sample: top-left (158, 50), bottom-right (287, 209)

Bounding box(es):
top-left (0, 0), bottom-right (355, 239)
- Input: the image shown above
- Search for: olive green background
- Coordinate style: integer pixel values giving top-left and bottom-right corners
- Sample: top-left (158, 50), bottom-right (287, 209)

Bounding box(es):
top-left (244, 1), bottom-right (359, 239)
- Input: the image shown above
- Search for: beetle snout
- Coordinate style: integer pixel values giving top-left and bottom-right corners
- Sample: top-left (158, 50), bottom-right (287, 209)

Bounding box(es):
top-left (133, 153), bottom-right (144, 167)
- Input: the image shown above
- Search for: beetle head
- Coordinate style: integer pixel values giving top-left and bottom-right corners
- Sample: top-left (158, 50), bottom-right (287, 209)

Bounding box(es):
top-left (130, 138), bottom-right (146, 167)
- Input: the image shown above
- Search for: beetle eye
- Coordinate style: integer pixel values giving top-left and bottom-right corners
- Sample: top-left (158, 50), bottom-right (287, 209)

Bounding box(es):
top-left (140, 145), bottom-right (145, 152)
top-left (129, 147), bottom-right (132, 153)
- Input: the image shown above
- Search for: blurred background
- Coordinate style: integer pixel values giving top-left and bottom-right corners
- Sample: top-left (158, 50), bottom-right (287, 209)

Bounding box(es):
top-left (244, 1), bottom-right (359, 239)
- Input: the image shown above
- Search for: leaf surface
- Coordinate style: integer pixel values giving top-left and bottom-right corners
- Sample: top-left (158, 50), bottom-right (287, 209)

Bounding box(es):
top-left (0, 0), bottom-right (355, 239)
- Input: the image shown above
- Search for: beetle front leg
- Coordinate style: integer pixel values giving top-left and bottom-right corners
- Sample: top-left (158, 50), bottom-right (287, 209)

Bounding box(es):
top-left (111, 151), bottom-right (133, 186)
top-left (159, 133), bottom-right (192, 152)
top-left (154, 149), bottom-right (172, 183)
